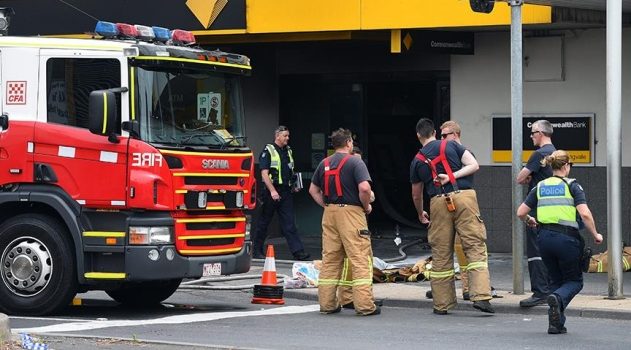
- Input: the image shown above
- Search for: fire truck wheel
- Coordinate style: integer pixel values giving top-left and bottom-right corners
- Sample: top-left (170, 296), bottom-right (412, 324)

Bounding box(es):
top-left (0, 214), bottom-right (77, 315)
top-left (106, 279), bottom-right (182, 306)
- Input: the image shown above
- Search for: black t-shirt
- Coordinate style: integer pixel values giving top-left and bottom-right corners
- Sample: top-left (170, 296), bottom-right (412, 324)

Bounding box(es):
top-left (259, 143), bottom-right (293, 187)
top-left (311, 152), bottom-right (372, 206)
top-left (409, 139), bottom-right (473, 197)
top-left (526, 144), bottom-right (556, 191)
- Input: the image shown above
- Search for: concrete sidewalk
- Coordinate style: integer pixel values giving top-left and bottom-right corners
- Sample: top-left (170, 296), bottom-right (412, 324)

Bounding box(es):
top-left (263, 233), bottom-right (631, 320)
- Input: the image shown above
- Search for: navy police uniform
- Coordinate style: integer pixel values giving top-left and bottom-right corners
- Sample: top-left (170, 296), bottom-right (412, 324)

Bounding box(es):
top-left (524, 144), bottom-right (556, 300)
top-left (252, 143), bottom-right (306, 258)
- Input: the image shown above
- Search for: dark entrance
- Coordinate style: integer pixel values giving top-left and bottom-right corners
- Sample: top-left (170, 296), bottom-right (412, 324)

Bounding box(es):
top-left (279, 72), bottom-right (449, 233)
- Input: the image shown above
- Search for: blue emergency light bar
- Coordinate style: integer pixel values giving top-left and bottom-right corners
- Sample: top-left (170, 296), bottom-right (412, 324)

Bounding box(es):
top-left (94, 21), bottom-right (117, 38)
top-left (94, 21), bottom-right (179, 44)
top-left (152, 26), bottom-right (170, 43)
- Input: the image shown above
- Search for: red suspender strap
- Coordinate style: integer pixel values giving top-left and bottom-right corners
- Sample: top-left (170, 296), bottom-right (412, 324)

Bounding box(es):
top-left (323, 154), bottom-right (351, 198)
top-left (438, 140), bottom-right (457, 185)
top-left (323, 157), bottom-right (331, 196)
top-left (414, 140), bottom-right (458, 187)
top-left (415, 152), bottom-right (439, 187)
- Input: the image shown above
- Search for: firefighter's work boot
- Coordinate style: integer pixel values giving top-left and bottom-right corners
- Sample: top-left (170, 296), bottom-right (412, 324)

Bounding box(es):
top-left (433, 308), bottom-right (448, 315)
top-left (343, 299), bottom-right (383, 310)
top-left (473, 300), bottom-right (495, 313)
top-left (320, 305), bottom-right (342, 315)
top-left (358, 305), bottom-right (381, 316)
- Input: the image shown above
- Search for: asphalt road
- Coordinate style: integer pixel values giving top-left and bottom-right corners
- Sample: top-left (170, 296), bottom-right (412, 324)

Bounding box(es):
top-left (8, 288), bottom-right (631, 350)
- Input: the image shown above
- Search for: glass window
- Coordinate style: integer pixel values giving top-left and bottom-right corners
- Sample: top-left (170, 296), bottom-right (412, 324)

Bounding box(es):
top-left (133, 61), bottom-right (246, 149)
top-left (46, 58), bottom-right (121, 131)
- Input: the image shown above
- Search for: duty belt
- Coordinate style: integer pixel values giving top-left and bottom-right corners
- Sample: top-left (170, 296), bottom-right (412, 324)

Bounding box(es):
top-left (539, 223), bottom-right (579, 238)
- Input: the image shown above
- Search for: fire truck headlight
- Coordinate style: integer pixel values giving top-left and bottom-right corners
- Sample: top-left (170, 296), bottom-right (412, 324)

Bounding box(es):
top-left (129, 227), bottom-right (149, 244)
top-left (129, 226), bottom-right (173, 245)
top-left (149, 227), bottom-right (173, 244)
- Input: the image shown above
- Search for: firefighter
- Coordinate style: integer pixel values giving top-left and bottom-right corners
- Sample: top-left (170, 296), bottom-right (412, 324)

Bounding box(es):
top-left (438, 120), bottom-right (500, 301)
top-left (410, 118), bottom-right (493, 314)
top-left (338, 146), bottom-right (378, 310)
top-left (517, 150), bottom-right (603, 334)
top-left (309, 128), bottom-right (380, 316)
top-left (252, 125), bottom-right (310, 261)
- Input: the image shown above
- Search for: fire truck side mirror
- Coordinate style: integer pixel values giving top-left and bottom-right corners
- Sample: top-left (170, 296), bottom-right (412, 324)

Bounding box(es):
top-left (89, 90), bottom-right (118, 141)
top-left (122, 120), bottom-right (140, 138)
top-left (0, 114), bottom-right (8, 131)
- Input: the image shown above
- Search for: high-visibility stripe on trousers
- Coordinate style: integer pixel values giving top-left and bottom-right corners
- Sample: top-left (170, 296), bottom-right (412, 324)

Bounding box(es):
top-left (428, 189), bottom-right (491, 311)
top-left (338, 258), bottom-right (354, 306)
top-left (318, 205), bottom-right (376, 315)
top-left (454, 235), bottom-right (469, 294)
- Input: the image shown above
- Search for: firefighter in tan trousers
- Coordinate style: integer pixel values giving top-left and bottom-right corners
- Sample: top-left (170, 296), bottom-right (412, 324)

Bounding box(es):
top-left (309, 128), bottom-right (380, 316)
top-left (410, 118), bottom-right (494, 314)
top-left (438, 120), bottom-right (499, 300)
top-left (338, 147), bottom-right (377, 309)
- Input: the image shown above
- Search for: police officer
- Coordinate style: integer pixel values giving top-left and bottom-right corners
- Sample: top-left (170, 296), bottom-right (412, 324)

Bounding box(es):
top-left (410, 118), bottom-right (493, 315)
top-left (516, 120), bottom-right (556, 307)
top-left (309, 128), bottom-right (380, 316)
top-left (517, 150), bottom-right (603, 334)
top-left (252, 125), bottom-right (310, 261)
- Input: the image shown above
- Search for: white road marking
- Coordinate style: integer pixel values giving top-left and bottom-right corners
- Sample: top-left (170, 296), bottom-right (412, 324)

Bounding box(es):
top-left (13, 304), bottom-right (320, 334)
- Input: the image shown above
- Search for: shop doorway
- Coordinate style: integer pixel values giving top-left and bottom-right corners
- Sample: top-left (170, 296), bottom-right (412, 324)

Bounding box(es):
top-left (279, 73), bottom-right (449, 233)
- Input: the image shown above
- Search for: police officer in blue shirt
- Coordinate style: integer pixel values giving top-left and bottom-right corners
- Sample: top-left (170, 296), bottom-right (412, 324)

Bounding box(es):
top-left (252, 126), bottom-right (310, 261)
top-left (517, 150), bottom-right (603, 334)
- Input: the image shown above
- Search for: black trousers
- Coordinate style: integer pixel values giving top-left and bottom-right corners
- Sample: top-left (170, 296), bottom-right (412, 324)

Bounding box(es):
top-left (526, 224), bottom-right (551, 298)
top-left (252, 186), bottom-right (305, 256)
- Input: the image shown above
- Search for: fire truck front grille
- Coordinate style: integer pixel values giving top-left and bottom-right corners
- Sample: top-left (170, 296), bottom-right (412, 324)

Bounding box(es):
top-left (175, 215), bottom-right (246, 256)
top-left (185, 222), bottom-right (236, 230)
top-left (186, 238), bottom-right (235, 247)
top-left (184, 177), bottom-right (238, 185)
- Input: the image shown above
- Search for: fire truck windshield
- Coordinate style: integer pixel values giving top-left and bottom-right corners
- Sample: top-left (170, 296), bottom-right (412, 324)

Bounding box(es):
top-left (132, 61), bottom-right (246, 148)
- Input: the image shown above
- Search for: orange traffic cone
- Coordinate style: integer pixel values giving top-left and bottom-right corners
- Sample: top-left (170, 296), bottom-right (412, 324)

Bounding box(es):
top-left (252, 245), bottom-right (285, 305)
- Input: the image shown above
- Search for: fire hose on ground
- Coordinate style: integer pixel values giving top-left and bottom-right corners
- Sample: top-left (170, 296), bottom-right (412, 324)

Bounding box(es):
top-left (177, 238), bottom-right (427, 291)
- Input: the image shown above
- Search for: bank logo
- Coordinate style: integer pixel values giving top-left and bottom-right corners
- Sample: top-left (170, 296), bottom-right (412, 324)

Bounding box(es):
top-left (186, 0), bottom-right (229, 29)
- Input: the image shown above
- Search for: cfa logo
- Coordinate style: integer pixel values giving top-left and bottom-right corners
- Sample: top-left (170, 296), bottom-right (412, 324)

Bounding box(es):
top-left (202, 159), bottom-right (229, 169)
top-left (132, 153), bottom-right (163, 167)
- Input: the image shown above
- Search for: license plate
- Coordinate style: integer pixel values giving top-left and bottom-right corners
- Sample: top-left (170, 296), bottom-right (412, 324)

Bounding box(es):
top-left (203, 262), bottom-right (222, 277)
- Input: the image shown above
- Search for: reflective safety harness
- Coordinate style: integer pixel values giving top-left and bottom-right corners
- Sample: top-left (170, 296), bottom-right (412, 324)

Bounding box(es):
top-left (265, 143), bottom-right (293, 185)
top-left (323, 154), bottom-right (351, 201)
top-left (536, 176), bottom-right (578, 229)
top-left (415, 140), bottom-right (458, 190)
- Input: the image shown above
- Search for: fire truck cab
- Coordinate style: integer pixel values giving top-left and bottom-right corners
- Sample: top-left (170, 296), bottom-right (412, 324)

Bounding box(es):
top-left (0, 21), bottom-right (255, 315)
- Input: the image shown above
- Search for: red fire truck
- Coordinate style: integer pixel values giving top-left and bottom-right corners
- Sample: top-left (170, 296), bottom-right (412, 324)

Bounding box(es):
top-left (0, 20), bottom-right (256, 315)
